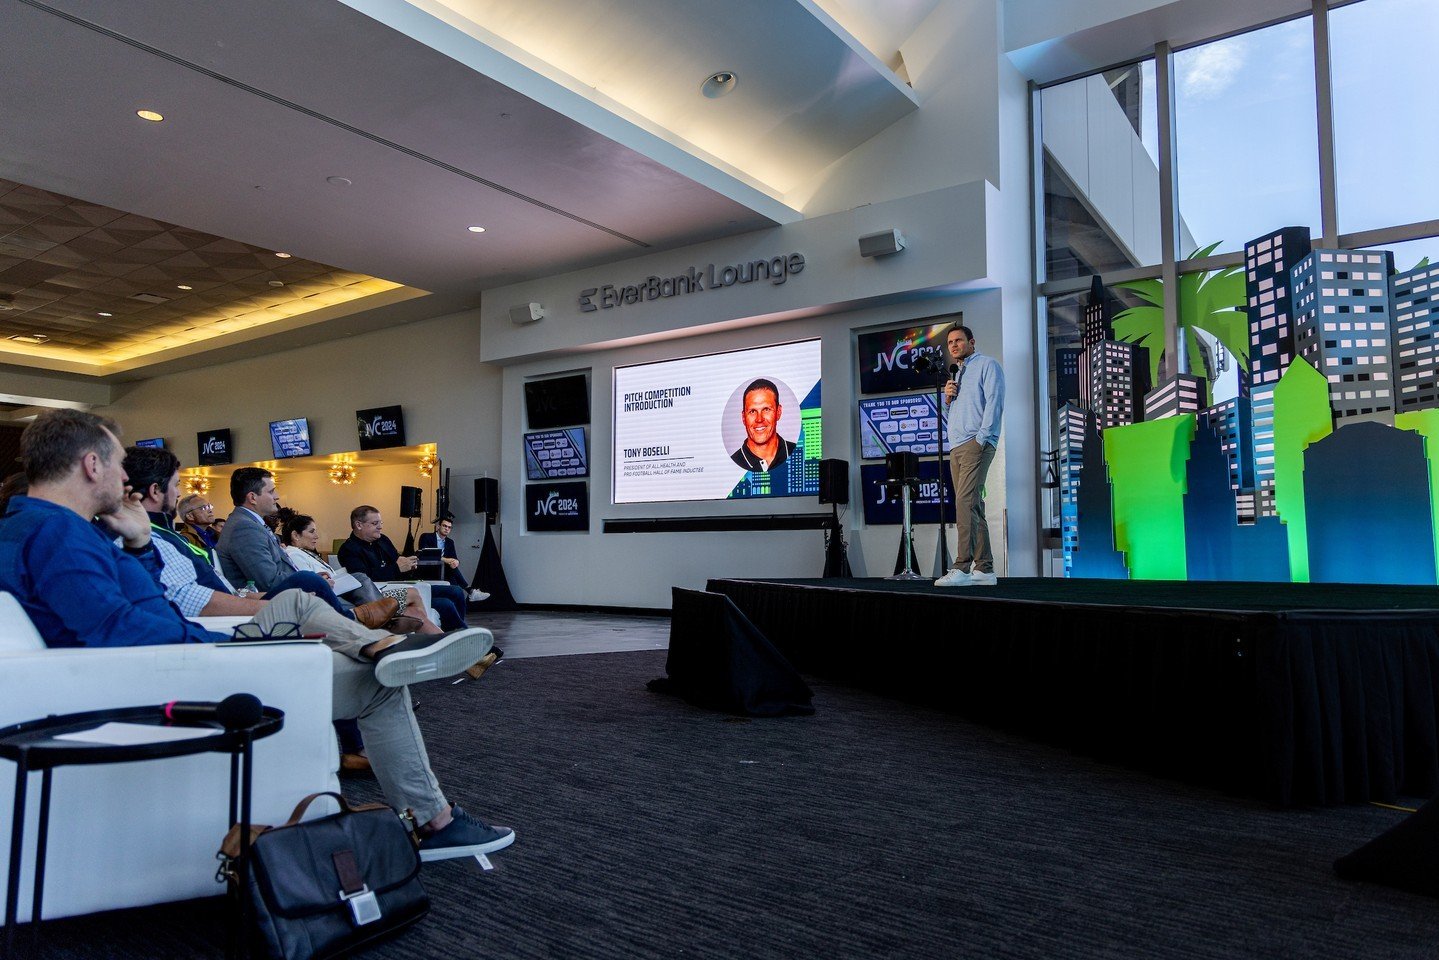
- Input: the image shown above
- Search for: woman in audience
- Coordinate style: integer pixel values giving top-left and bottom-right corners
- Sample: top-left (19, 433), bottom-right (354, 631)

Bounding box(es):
top-left (279, 509), bottom-right (436, 633)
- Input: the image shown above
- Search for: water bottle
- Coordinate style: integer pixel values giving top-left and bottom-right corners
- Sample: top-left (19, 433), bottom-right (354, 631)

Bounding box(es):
top-left (239, 580), bottom-right (257, 598)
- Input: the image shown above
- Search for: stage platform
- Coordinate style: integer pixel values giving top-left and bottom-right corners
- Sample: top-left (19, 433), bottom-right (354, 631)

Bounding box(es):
top-left (706, 577), bottom-right (1439, 807)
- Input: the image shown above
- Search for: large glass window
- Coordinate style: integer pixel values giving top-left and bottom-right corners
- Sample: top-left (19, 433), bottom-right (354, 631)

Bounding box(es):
top-left (1332, 0), bottom-right (1439, 236)
top-left (1040, 60), bottom-right (1160, 280)
top-left (1174, 17), bottom-right (1321, 257)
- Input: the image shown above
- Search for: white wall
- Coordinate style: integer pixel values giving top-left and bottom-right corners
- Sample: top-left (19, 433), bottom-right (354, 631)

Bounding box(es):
top-left (498, 291), bottom-right (1008, 608)
top-left (90, 0), bottom-right (1104, 607)
top-left (100, 309), bottom-right (501, 578)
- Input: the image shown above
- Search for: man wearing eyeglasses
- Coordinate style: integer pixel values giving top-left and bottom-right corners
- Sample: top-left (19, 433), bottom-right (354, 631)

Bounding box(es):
top-left (0, 410), bottom-right (516, 862)
top-left (175, 492), bottom-right (219, 551)
top-left (339, 505), bottom-right (469, 630)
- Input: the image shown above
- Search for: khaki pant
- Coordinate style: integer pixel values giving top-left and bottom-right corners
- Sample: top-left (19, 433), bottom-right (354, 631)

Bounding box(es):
top-left (948, 439), bottom-right (997, 574)
top-left (250, 590), bottom-right (449, 823)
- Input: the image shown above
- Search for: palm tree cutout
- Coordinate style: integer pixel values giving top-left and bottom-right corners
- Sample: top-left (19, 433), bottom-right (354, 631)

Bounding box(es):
top-left (1112, 242), bottom-right (1248, 406)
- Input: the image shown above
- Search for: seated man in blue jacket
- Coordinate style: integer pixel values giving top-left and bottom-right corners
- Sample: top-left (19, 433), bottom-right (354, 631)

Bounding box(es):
top-left (0, 409), bottom-right (514, 862)
top-left (418, 514), bottom-right (489, 603)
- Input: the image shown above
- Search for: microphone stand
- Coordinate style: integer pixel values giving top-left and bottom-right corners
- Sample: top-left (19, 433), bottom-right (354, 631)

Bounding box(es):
top-left (916, 356), bottom-right (953, 576)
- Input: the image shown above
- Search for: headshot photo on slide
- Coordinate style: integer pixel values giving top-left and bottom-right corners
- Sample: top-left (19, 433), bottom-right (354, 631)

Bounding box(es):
top-left (724, 376), bottom-right (800, 473)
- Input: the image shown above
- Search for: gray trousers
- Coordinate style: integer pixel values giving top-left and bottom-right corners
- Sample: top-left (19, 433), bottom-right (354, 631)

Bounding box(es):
top-left (251, 589), bottom-right (449, 824)
top-left (948, 439), bottom-right (998, 574)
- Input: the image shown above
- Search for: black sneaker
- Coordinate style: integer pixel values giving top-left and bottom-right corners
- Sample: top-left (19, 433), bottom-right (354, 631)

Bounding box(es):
top-left (371, 628), bottom-right (493, 688)
top-left (418, 805), bottom-right (515, 862)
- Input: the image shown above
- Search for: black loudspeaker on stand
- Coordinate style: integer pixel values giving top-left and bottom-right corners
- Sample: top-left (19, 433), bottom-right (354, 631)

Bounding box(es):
top-left (470, 477), bottom-right (516, 610)
top-left (885, 452), bottom-right (924, 580)
top-left (818, 459), bottom-right (851, 578)
top-left (474, 477), bottom-right (499, 521)
top-left (399, 485), bottom-right (422, 554)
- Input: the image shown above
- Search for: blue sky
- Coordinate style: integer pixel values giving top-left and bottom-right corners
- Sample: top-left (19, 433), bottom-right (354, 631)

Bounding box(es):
top-left (1165, 0), bottom-right (1438, 271)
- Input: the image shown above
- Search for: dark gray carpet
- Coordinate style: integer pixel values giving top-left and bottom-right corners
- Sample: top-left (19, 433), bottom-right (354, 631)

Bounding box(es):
top-left (17, 649), bottom-right (1439, 959)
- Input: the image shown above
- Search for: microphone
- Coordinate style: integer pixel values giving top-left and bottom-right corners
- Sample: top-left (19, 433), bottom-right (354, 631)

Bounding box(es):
top-left (948, 363), bottom-right (960, 381)
top-left (163, 693), bottom-right (263, 729)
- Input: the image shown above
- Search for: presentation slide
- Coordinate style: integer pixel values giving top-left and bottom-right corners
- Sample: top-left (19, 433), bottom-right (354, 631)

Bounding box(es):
top-left (859, 394), bottom-right (948, 460)
top-left (525, 428), bottom-right (589, 480)
top-left (269, 418), bottom-right (312, 459)
top-left (613, 339), bottom-right (822, 504)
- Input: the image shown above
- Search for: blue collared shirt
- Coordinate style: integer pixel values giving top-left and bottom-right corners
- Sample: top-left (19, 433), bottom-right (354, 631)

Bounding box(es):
top-left (946, 352), bottom-right (1005, 449)
top-left (0, 495), bottom-right (223, 647)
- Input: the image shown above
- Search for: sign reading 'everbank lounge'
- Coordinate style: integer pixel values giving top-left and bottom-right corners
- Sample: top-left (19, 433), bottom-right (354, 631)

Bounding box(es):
top-left (579, 252), bottom-right (805, 313)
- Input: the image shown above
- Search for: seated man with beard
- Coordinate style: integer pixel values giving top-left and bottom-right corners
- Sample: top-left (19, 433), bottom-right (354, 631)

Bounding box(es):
top-left (0, 410), bottom-right (516, 861)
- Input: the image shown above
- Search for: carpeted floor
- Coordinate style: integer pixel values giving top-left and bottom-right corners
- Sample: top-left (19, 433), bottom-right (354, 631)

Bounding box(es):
top-left (19, 649), bottom-right (1439, 959)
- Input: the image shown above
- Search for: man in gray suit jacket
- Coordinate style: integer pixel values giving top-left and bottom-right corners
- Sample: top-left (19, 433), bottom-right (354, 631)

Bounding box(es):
top-left (216, 467), bottom-right (377, 620)
top-left (217, 466), bottom-right (296, 593)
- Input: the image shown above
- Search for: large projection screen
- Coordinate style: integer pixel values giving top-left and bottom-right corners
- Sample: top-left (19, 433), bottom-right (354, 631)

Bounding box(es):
top-left (613, 339), bottom-right (822, 504)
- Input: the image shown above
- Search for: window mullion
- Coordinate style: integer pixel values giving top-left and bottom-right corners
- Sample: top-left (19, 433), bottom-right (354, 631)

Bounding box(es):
top-left (1313, 0), bottom-right (1340, 245)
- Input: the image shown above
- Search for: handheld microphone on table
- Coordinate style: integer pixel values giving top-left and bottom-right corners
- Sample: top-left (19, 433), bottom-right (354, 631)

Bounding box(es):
top-left (163, 693), bottom-right (263, 729)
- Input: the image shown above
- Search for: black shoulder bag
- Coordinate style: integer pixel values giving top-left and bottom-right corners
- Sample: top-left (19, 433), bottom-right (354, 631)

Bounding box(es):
top-left (218, 791), bottom-right (429, 960)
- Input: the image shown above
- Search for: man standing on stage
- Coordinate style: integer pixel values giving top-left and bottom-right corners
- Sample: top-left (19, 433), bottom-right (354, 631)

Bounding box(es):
top-left (935, 323), bottom-right (1004, 587)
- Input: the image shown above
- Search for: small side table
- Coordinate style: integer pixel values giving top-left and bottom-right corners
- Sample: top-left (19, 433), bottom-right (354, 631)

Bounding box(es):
top-left (0, 705), bottom-right (284, 958)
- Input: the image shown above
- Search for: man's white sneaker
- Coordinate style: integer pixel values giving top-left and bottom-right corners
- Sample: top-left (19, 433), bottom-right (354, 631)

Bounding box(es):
top-left (968, 569), bottom-right (998, 586)
top-left (468, 588), bottom-right (490, 603)
top-left (934, 568), bottom-right (971, 587)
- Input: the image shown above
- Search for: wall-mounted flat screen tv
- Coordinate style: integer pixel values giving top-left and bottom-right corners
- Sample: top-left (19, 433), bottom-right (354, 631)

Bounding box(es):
top-left (197, 428), bottom-right (233, 466)
top-left (269, 418), bottom-right (312, 459)
top-left (356, 404), bottom-right (406, 450)
top-left (612, 339), bottom-right (821, 504)
top-left (524, 374), bottom-right (589, 429)
top-left (859, 394), bottom-right (947, 460)
top-left (524, 428), bottom-right (589, 480)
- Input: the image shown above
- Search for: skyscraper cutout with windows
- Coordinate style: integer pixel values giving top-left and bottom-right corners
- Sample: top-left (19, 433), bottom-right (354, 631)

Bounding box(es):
top-left (1392, 261), bottom-right (1439, 412)
top-left (1291, 248), bottom-right (1396, 425)
top-left (1245, 227), bottom-right (1312, 516)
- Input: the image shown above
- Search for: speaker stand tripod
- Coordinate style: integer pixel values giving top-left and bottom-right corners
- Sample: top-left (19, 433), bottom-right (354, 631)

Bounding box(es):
top-left (822, 499), bottom-right (852, 578)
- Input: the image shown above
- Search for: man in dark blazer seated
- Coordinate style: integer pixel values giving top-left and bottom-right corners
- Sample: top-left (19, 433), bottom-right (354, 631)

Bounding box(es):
top-left (340, 504), bottom-right (468, 630)
top-left (418, 514), bottom-right (489, 603)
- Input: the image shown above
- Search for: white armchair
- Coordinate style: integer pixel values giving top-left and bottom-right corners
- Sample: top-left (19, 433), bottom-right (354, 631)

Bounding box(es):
top-left (0, 593), bottom-right (338, 924)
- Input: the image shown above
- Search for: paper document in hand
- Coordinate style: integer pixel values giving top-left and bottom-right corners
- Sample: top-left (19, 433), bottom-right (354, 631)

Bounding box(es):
top-left (329, 572), bottom-right (362, 594)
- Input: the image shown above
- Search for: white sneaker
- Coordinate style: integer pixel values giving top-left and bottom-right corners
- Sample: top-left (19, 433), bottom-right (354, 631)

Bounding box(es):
top-left (934, 568), bottom-right (971, 587)
top-left (968, 569), bottom-right (997, 586)
top-left (468, 589), bottom-right (490, 602)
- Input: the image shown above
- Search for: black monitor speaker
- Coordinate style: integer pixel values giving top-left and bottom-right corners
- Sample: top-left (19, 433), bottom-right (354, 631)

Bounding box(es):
top-left (475, 477), bottom-right (499, 520)
top-left (885, 451), bottom-right (919, 483)
top-left (399, 485), bottom-right (423, 519)
top-left (818, 459), bottom-right (849, 505)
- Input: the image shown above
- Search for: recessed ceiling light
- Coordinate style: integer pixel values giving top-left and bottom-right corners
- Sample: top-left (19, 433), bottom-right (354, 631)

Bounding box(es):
top-left (176, 284), bottom-right (193, 290)
top-left (136, 109), bottom-right (164, 122)
top-left (8, 334), bottom-right (49, 344)
top-left (467, 225), bottom-right (486, 233)
top-left (97, 311), bottom-right (113, 317)
top-left (701, 71), bottom-right (737, 98)
top-left (268, 280), bottom-right (285, 287)
top-left (274, 252), bottom-right (292, 258)
top-left (326, 176), bottom-right (353, 186)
